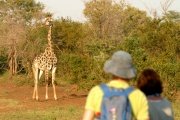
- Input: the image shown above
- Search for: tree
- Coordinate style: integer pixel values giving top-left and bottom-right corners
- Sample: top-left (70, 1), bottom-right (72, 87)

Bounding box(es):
top-left (131, 17), bottom-right (180, 99)
top-left (84, 0), bottom-right (114, 39)
top-left (160, 0), bottom-right (175, 15)
top-left (0, 0), bottom-right (44, 76)
top-left (164, 11), bottom-right (180, 22)
top-left (83, 0), bottom-right (148, 42)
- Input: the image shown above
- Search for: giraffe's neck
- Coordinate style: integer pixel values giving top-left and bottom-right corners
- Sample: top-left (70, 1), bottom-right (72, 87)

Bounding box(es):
top-left (47, 26), bottom-right (53, 51)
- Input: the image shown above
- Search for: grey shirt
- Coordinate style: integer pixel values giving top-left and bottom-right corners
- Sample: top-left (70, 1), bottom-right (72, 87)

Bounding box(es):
top-left (148, 98), bottom-right (174, 120)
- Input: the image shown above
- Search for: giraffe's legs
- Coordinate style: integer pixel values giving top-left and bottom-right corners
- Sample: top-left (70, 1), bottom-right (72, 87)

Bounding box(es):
top-left (45, 83), bottom-right (48, 100)
top-left (52, 67), bottom-right (57, 100)
top-left (33, 67), bottom-right (43, 100)
top-left (37, 70), bottom-right (43, 100)
top-left (33, 67), bottom-right (38, 100)
top-left (45, 69), bottom-right (49, 100)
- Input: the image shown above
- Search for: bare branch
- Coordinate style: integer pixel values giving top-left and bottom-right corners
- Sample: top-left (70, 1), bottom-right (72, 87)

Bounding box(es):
top-left (139, 0), bottom-right (158, 18)
top-left (160, 0), bottom-right (175, 15)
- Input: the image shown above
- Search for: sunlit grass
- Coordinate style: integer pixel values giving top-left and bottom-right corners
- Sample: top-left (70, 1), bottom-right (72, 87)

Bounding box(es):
top-left (0, 106), bottom-right (83, 120)
top-left (0, 99), bottom-right (179, 120)
top-left (0, 99), bottom-right (19, 108)
top-left (173, 99), bottom-right (180, 120)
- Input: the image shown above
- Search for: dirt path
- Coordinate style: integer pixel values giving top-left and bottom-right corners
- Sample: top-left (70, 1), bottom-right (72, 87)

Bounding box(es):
top-left (0, 82), bottom-right (87, 113)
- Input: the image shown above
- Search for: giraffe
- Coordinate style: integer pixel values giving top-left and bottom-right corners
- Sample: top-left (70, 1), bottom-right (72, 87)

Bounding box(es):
top-left (32, 16), bottom-right (58, 100)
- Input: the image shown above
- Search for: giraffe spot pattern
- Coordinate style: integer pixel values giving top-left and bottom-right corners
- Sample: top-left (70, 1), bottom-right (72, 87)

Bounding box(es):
top-left (33, 47), bottom-right (57, 70)
top-left (32, 19), bottom-right (57, 71)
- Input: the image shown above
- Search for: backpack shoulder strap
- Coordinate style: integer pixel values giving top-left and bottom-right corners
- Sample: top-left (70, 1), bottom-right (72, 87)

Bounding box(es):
top-left (100, 84), bottom-right (111, 97)
top-left (124, 87), bottom-right (134, 96)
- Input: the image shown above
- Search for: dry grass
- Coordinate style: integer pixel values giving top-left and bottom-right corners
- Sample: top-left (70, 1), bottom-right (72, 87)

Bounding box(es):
top-left (0, 106), bottom-right (83, 120)
top-left (173, 91), bottom-right (180, 120)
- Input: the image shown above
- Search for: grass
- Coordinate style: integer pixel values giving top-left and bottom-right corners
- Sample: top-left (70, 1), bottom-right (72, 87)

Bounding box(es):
top-left (0, 73), bottom-right (179, 120)
top-left (0, 99), bottom-right (19, 108)
top-left (0, 106), bottom-right (83, 120)
top-left (173, 99), bottom-right (180, 120)
top-left (0, 101), bottom-right (179, 120)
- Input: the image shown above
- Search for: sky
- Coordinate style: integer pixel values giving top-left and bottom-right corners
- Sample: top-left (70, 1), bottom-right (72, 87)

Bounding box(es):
top-left (36, 0), bottom-right (180, 22)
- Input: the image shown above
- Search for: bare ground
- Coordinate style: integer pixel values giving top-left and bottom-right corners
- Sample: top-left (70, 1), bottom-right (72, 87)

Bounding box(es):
top-left (0, 81), bottom-right (87, 113)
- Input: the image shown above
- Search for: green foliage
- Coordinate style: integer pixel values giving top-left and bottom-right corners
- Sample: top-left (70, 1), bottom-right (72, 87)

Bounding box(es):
top-left (128, 19), bottom-right (180, 99)
top-left (12, 75), bottom-right (34, 86)
top-left (0, 50), bottom-right (8, 74)
top-left (121, 6), bottom-right (148, 36)
top-left (84, 38), bottom-right (114, 56)
top-left (120, 37), bottom-right (149, 71)
top-left (56, 51), bottom-right (106, 89)
top-left (0, 72), bottom-right (33, 86)
top-left (164, 11), bottom-right (180, 22)
top-left (57, 53), bottom-right (87, 83)
top-left (53, 18), bottom-right (84, 52)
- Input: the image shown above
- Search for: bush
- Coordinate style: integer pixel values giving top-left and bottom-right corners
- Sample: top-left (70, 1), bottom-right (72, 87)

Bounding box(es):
top-left (0, 51), bottom-right (8, 74)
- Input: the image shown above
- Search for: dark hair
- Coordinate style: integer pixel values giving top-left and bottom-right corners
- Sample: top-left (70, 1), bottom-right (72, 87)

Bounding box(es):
top-left (137, 68), bottom-right (163, 96)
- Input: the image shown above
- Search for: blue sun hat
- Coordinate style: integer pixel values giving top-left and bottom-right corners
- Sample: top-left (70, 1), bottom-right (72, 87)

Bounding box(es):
top-left (103, 51), bottom-right (136, 79)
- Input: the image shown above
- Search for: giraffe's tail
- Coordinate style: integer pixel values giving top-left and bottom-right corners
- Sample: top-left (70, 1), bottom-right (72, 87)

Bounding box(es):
top-left (32, 62), bottom-right (37, 79)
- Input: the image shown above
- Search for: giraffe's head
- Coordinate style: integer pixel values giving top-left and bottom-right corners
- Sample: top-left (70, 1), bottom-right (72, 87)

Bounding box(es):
top-left (45, 16), bottom-right (53, 26)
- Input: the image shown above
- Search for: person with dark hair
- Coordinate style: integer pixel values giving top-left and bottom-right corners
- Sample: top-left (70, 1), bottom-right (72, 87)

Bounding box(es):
top-left (82, 51), bottom-right (149, 120)
top-left (137, 68), bottom-right (174, 120)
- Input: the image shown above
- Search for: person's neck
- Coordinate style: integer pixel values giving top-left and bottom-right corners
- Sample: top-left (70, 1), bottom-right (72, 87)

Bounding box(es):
top-left (112, 76), bottom-right (130, 83)
top-left (147, 94), bottom-right (162, 100)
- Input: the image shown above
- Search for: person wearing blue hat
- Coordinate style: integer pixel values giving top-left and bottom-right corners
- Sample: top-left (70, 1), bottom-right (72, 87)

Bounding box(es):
top-left (83, 51), bottom-right (149, 120)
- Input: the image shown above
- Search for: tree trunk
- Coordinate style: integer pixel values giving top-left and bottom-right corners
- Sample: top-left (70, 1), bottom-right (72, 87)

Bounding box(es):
top-left (8, 44), bottom-right (17, 76)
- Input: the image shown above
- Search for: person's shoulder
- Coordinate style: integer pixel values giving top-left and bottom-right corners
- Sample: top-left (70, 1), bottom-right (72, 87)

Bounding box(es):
top-left (131, 87), bottom-right (145, 94)
top-left (129, 88), bottom-right (147, 98)
top-left (161, 98), bottom-right (172, 105)
top-left (88, 84), bottom-right (103, 95)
